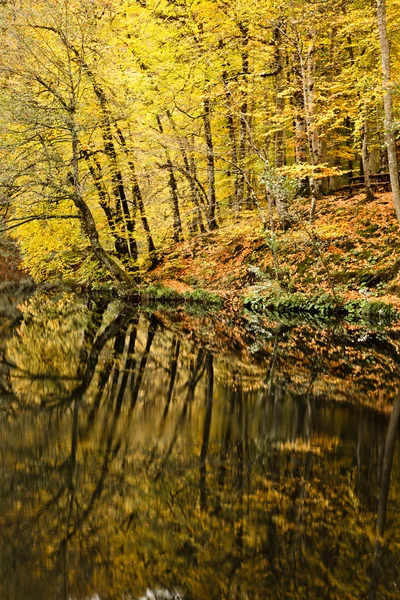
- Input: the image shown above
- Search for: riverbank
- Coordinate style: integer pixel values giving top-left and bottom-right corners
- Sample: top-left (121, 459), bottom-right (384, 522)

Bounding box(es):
top-left (2, 190), bottom-right (400, 322)
top-left (145, 190), bottom-right (400, 321)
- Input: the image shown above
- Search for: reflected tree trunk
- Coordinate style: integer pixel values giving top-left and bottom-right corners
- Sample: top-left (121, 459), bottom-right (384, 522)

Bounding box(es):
top-left (161, 338), bottom-right (181, 426)
top-left (377, 394), bottom-right (400, 536)
top-left (200, 353), bottom-right (214, 511)
top-left (155, 349), bottom-right (205, 480)
top-left (130, 315), bottom-right (158, 414)
top-left (369, 393), bottom-right (400, 600)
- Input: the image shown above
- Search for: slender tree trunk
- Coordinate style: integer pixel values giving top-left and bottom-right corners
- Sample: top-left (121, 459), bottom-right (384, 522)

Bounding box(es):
top-left (298, 37), bottom-right (323, 225)
top-left (222, 70), bottom-right (239, 209)
top-left (361, 118), bottom-right (376, 201)
top-left (166, 156), bottom-right (183, 243)
top-left (274, 23), bottom-right (290, 230)
top-left (115, 126), bottom-right (157, 256)
top-left (274, 25), bottom-right (285, 171)
top-left (236, 23), bottom-right (249, 212)
top-left (156, 115), bottom-right (183, 242)
top-left (291, 82), bottom-right (307, 165)
top-left (377, 0), bottom-right (400, 222)
top-left (166, 111), bottom-right (206, 233)
top-left (203, 95), bottom-right (218, 230)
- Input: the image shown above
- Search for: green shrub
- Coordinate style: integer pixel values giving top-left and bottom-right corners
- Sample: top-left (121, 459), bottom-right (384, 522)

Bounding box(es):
top-left (142, 284), bottom-right (223, 310)
top-left (244, 290), bottom-right (398, 324)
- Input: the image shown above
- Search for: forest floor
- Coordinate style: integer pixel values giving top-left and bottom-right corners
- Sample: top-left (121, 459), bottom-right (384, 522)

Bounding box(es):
top-left (146, 190), bottom-right (400, 317)
top-left (1, 189), bottom-right (400, 319)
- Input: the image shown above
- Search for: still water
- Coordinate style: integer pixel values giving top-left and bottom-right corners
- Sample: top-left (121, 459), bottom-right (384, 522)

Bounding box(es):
top-left (0, 290), bottom-right (400, 599)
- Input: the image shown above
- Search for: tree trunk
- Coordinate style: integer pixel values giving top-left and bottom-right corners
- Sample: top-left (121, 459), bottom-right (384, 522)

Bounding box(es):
top-left (222, 71), bottom-right (239, 209)
top-left (377, 0), bottom-right (400, 223)
top-left (298, 38), bottom-right (323, 225)
top-left (156, 115), bottom-right (183, 243)
top-left (274, 23), bottom-right (290, 230)
top-left (166, 155), bottom-right (184, 243)
top-left (166, 111), bottom-right (206, 233)
top-left (115, 126), bottom-right (157, 257)
top-left (274, 25), bottom-right (285, 171)
top-left (70, 115), bottom-right (132, 287)
top-left (361, 118), bottom-right (376, 201)
top-left (235, 23), bottom-right (249, 212)
top-left (203, 95), bottom-right (218, 230)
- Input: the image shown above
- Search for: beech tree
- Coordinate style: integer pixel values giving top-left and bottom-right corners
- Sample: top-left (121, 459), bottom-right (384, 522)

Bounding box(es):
top-left (0, 0), bottom-right (136, 283)
top-left (377, 0), bottom-right (400, 223)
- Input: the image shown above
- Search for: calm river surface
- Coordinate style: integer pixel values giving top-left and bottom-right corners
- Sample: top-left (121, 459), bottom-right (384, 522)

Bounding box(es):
top-left (0, 290), bottom-right (400, 599)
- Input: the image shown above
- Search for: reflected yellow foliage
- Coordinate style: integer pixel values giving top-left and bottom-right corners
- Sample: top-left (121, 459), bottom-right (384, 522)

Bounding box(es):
top-left (0, 293), bottom-right (399, 598)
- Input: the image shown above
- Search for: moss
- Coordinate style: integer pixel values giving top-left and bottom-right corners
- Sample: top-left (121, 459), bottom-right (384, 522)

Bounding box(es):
top-left (296, 255), bottom-right (315, 275)
top-left (332, 270), bottom-right (358, 284)
top-left (183, 275), bottom-right (199, 286)
top-left (244, 289), bottom-right (398, 324)
top-left (356, 223), bottom-right (380, 237)
top-left (340, 240), bottom-right (356, 251)
top-left (142, 284), bottom-right (223, 310)
top-left (142, 284), bottom-right (182, 303)
top-left (184, 288), bottom-right (223, 308)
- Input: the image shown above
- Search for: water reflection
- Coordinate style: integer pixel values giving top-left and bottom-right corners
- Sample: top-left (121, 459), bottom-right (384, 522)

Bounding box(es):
top-left (0, 292), bottom-right (399, 599)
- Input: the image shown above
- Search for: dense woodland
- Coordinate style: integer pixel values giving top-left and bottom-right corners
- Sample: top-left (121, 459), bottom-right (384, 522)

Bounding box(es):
top-left (0, 0), bottom-right (399, 286)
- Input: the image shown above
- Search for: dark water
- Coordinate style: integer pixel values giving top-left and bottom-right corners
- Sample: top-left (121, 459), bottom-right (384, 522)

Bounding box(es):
top-left (0, 291), bottom-right (400, 600)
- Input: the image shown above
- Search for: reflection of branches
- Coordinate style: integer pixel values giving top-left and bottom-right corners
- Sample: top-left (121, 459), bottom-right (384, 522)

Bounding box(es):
top-left (154, 348), bottom-right (205, 481)
top-left (145, 336), bottom-right (181, 468)
top-left (46, 308), bottom-right (137, 409)
top-left (129, 314), bottom-right (158, 414)
top-left (62, 367), bottom-right (135, 543)
top-left (162, 338), bottom-right (181, 423)
top-left (61, 316), bottom-right (145, 549)
top-left (63, 436), bottom-right (121, 543)
top-left (1, 359), bottom-right (78, 381)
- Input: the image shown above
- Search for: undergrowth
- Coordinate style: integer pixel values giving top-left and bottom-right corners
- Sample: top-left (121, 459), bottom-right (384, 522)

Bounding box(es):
top-left (244, 289), bottom-right (399, 324)
top-left (142, 284), bottom-right (223, 309)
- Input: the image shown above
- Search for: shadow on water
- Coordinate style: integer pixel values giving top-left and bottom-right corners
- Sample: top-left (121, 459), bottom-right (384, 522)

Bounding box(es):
top-left (0, 291), bottom-right (400, 599)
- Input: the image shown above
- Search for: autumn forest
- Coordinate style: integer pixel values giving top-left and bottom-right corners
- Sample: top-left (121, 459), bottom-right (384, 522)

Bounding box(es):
top-left (2, 2), bottom-right (400, 600)
top-left (0, 0), bottom-right (398, 293)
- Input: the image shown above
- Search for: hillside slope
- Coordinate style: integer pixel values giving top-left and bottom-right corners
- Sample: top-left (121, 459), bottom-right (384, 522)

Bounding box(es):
top-left (147, 191), bottom-right (400, 313)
